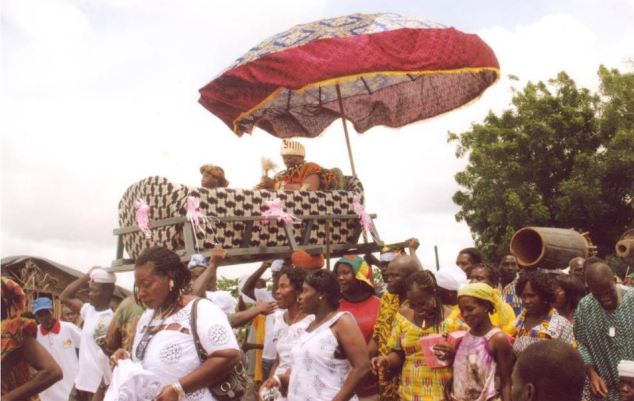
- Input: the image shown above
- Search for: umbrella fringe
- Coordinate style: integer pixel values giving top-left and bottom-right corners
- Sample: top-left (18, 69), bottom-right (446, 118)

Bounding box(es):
top-left (231, 66), bottom-right (500, 134)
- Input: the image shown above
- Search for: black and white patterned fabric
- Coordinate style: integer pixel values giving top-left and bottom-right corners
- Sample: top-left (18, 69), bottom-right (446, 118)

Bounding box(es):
top-left (118, 176), bottom-right (365, 259)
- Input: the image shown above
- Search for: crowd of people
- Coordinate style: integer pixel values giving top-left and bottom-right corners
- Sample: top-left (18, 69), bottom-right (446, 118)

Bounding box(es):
top-left (2, 238), bottom-right (633, 401)
top-left (2, 141), bottom-right (633, 401)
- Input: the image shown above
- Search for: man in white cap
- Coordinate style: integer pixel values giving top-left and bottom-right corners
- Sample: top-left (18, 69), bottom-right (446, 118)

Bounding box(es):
top-left (619, 360), bottom-right (634, 401)
top-left (433, 263), bottom-right (469, 318)
top-left (60, 267), bottom-right (116, 401)
top-left (33, 297), bottom-right (82, 401)
top-left (256, 139), bottom-right (331, 191)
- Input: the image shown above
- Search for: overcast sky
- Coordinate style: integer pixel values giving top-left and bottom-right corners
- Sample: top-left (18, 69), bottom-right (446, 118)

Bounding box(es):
top-left (2, 0), bottom-right (633, 290)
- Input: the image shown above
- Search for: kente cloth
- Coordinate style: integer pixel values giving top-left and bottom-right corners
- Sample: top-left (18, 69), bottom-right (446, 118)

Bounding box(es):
top-left (372, 292), bottom-right (403, 401)
top-left (1, 317), bottom-right (38, 400)
top-left (452, 328), bottom-right (502, 401)
top-left (511, 308), bottom-right (575, 355)
top-left (387, 313), bottom-right (452, 401)
top-left (336, 255), bottom-right (375, 290)
top-left (443, 303), bottom-right (516, 336)
top-left (501, 276), bottom-right (522, 316)
top-left (573, 288), bottom-right (634, 401)
top-left (273, 162), bottom-right (333, 190)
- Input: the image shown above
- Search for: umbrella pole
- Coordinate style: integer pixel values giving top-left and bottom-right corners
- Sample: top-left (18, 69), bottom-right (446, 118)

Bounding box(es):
top-left (335, 84), bottom-right (357, 178)
top-left (336, 83), bottom-right (369, 246)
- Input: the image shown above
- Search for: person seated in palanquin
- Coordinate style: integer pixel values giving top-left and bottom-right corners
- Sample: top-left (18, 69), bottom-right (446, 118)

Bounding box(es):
top-left (256, 140), bottom-right (337, 191)
top-left (200, 164), bottom-right (229, 189)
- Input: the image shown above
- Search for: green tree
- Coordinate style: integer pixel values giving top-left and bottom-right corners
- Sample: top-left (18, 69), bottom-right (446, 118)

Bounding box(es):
top-left (217, 276), bottom-right (240, 298)
top-left (449, 67), bottom-right (634, 261)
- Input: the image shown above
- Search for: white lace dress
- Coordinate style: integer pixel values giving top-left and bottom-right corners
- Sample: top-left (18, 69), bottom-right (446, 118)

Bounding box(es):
top-left (287, 312), bottom-right (358, 401)
top-left (128, 299), bottom-right (240, 401)
top-left (271, 310), bottom-right (314, 376)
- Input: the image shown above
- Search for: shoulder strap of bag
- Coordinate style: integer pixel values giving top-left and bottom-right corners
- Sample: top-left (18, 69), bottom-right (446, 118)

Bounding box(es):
top-left (190, 297), bottom-right (208, 362)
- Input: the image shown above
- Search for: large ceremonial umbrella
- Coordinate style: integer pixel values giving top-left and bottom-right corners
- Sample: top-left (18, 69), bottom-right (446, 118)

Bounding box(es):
top-left (199, 13), bottom-right (499, 176)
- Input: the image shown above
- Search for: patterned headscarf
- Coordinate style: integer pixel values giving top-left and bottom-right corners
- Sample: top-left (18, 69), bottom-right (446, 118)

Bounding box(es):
top-left (458, 282), bottom-right (514, 324)
top-left (1, 277), bottom-right (27, 319)
top-left (335, 255), bottom-right (374, 289)
top-left (199, 164), bottom-right (229, 187)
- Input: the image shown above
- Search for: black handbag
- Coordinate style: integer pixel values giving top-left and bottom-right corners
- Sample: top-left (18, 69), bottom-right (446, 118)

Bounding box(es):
top-left (190, 297), bottom-right (253, 401)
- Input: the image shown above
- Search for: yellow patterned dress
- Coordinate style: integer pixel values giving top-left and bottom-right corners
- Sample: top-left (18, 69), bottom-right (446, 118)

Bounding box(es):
top-left (373, 291), bottom-right (403, 401)
top-left (387, 313), bottom-right (452, 401)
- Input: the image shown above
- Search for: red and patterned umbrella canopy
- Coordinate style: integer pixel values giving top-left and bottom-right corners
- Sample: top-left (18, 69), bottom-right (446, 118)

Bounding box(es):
top-left (199, 13), bottom-right (499, 138)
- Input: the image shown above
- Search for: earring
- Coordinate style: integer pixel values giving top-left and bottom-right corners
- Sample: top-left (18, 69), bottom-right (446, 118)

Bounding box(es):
top-left (319, 296), bottom-right (324, 300)
top-left (169, 279), bottom-right (174, 291)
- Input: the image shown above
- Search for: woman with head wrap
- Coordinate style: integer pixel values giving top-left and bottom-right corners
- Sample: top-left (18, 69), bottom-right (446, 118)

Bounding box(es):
top-left (445, 263), bottom-right (517, 335)
top-left (435, 282), bottom-right (514, 401)
top-left (2, 277), bottom-right (63, 401)
top-left (200, 164), bottom-right (229, 189)
top-left (335, 255), bottom-right (381, 401)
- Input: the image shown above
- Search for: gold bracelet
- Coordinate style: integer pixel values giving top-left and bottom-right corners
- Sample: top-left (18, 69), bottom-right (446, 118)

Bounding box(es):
top-left (171, 381), bottom-right (186, 400)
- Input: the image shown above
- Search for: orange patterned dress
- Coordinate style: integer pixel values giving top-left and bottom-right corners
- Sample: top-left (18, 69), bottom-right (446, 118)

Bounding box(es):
top-left (1, 277), bottom-right (39, 401)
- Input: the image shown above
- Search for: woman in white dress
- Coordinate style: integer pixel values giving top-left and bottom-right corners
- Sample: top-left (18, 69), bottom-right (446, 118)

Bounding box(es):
top-left (110, 246), bottom-right (241, 401)
top-left (263, 269), bottom-right (370, 401)
top-left (267, 266), bottom-right (313, 379)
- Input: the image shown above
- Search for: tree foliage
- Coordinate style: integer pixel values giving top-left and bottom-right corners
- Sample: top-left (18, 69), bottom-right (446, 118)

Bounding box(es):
top-left (217, 276), bottom-right (240, 298)
top-left (450, 66), bottom-right (634, 261)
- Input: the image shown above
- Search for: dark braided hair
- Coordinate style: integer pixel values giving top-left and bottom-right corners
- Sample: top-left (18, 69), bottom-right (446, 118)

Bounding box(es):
top-left (278, 266), bottom-right (306, 292)
top-left (406, 270), bottom-right (444, 320)
top-left (134, 246), bottom-right (191, 307)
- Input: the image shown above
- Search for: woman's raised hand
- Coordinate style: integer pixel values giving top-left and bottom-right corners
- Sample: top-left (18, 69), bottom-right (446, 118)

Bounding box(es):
top-left (209, 247), bottom-right (228, 266)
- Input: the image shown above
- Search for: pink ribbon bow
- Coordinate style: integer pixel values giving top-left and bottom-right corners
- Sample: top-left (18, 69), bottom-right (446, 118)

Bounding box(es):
top-left (261, 198), bottom-right (300, 225)
top-left (186, 196), bottom-right (205, 234)
top-left (134, 199), bottom-right (152, 238)
top-left (352, 195), bottom-right (373, 234)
